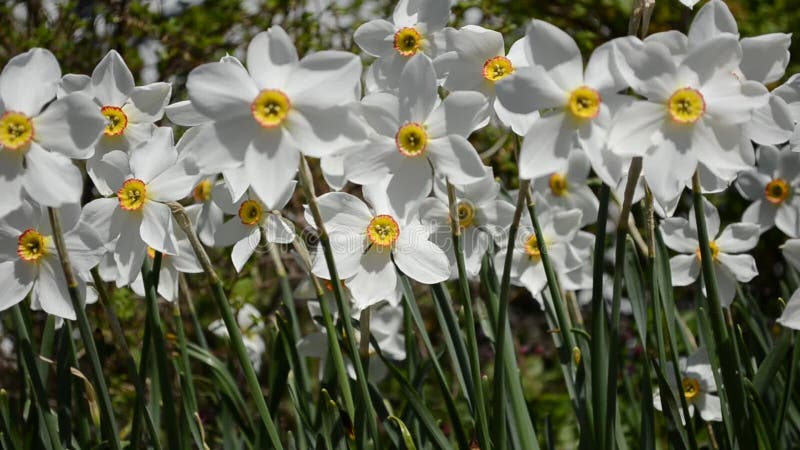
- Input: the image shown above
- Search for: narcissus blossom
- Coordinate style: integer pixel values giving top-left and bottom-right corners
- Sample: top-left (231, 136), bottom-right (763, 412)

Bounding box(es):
top-left (82, 128), bottom-right (200, 285)
top-left (185, 26), bottom-right (365, 206)
top-left (130, 237), bottom-right (202, 302)
top-left (345, 54), bottom-right (489, 219)
top-left (653, 348), bottom-right (722, 422)
top-left (778, 239), bottom-right (800, 330)
top-left (495, 19), bottom-right (630, 181)
top-left (213, 184), bottom-right (296, 272)
top-left (609, 34), bottom-right (768, 204)
top-left (419, 168), bottom-right (515, 278)
top-left (660, 199), bottom-right (759, 306)
top-left (61, 50), bottom-right (172, 195)
top-left (736, 145), bottom-right (800, 237)
top-left (0, 48), bottom-right (105, 217)
top-left (354, 0), bottom-right (450, 92)
top-left (0, 201), bottom-right (103, 320)
top-left (532, 150), bottom-right (599, 227)
top-left (306, 189), bottom-right (449, 309)
top-left (209, 303), bottom-right (266, 373)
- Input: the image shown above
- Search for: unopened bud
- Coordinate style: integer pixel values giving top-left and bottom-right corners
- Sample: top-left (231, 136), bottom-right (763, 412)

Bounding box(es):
top-left (572, 346), bottom-right (582, 366)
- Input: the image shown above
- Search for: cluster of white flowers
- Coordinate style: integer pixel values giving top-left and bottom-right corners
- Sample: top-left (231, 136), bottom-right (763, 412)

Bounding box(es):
top-left (2, 0), bottom-right (800, 406)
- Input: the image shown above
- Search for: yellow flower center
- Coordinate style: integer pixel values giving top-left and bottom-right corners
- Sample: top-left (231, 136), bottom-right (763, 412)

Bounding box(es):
top-left (455, 201), bottom-right (476, 228)
top-left (366, 215), bottom-right (400, 248)
top-left (147, 247), bottom-right (157, 259)
top-left (765, 178), bottom-right (790, 205)
top-left (193, 179), bottom-right (213, 203)
top-left (482, 56), bottom-right (514, 82)
top-left (238, 200), bottom-right (263, 226)
top-left (668, 87), bottom-right (705, 124)
top-left (549, 173), bottom-right (568, 196)
top-left (0, 111), bottom-right (34, 150)
top-left (567, 86), bottom-right (601, 120)
top-left (524, 234), bottom-right (542, 261)
top-left (17, 229), bottom-right (49, 262)
top-left (117, 178), bottom-right (148, 211)
top-left (251, 89), bottom-right (291, 128)
top-left (393, 27), bottom-right (423, 57)
top-left (695, 240), bottom-right (720, 261)
top-left (681, 377), bottom-right (701, 401)
top-left (100, 106), bottom-right (128, 136)
top-left (395, 122), bottom-right (428, 157)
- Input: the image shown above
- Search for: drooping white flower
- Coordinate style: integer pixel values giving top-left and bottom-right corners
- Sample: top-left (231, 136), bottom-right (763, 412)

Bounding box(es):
top-left (532, 150), bottom-right (599, 227)
top-left (609, 34), bottom-right (768, 204)
top-left (495, 20), bottom-right (631, 181)
top-left (185, 26), bottom-right (365, 206)
top-left (418, 167), bottom-right (515, 278)
top-left (130, 235), bottom-right (202, 302)
top-left (0, 48), bottom-right (105, 216)
top-left (345, 54), bottom-right (489, 219)
top-left (433, 25), bottom-right (537, 134)
top-left (213, 184), bottom-right (296, 273)
top-left (82, 128), bottom-right (200, 286)
top-left (0, 201), bottom-right (104, 320)
top-left (185, 176), bottom-right (224, 247)
top-left (354, 0), bottom-right (451, 92)
top-left (660, 199), bottom-right (759, 306)
top-left (209, 303), bottom-right (266, 373)
top-left (493, 194), bottom-right (592, 306)
top-left (298, 299), bottom-right (406, 382)
top-left (61, 50), bottom-right (172, 195)
top-left (653, 347), bottom-right (722, 423)
top-left (778, 239), bottom-right (800, 329)
top-left (306, 189), bottom-right (449, 310)
top-left (736, 145), bottom-right (800, 237)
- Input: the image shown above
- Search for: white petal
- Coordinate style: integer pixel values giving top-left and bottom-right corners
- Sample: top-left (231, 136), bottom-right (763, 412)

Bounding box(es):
top-left (495, 65), bottom-right (567, 115)
top-left (716, 253), bottom-right (758, 283)
top-left (214, 218), bottom-right (252, 247)
top-left (746, 96), bottom-right (795, 146)
top-left (0, 151), bottom-right (24, 217)
top-left (398, 54), bottom-right (438, 123)
top-left (426, 135), bottom-right (486, 184)
top-left (704, 77), bottom-right (769, 125)
top-left (285, 105), bottom-right (367, 158)
top-left (1, 48), bottom-right (60, 116)
top-left (778, 288), bottom-right (800, 330)
top-left (669, 254), bottom-right (701, 286)
top-left (354, 20), bottom-right (396, 57)
top-left (311, 192), bottom-right (372, 233)
top-left (124, 82), bottom-right (172, 123)
top-left (92, 50), bottom-right (135, 106)
top-left (245, 131), bottom-right (300, 209)
top-left (232, 229), bottom-right (259, 272)
top-left (734, 170), bottom-right (769, 200)
top-left (741, 200), bottom-right (776, 233)
top-left (608, 101), bottom-right (665, 157)
top-left (182, 120), bottom-right (254, 172)
top-left (246, 26), bottom-right (298, 89)
top-left (130, 127), bottom-right (177, 183)
top-left (716, 223), bottom-right (759, 253)
top-left (33, 93), bottom-right (105, 159)
top-left (264, 214), bottom-right (295, 244)
top-left (394, 231), bottom-right (450, 284)
top-left (344, 140), bottom-right (397, 185)
top-left (688, 0), bottom-right (738, 44)
top-left (684, 35), bottom-right (742, 87)
top-left (740, 34), bottom-right (791, 85)
top-left (22, 144), bottom-right (83, 207)
top-left (148, 159), bottom-right (202, 202)
top-left (165, 100), bottom-right (209, 126)
top-left (286, 51), bottom-right (361, 109)
top-left (697, 394), bottom-right (723, 422)
top-left (35, 259), bottom-right (75, 320)
top-left (0, 261), bottom-right (34, 312)
top-left (88, 150), bottom-right (130, 196)
top-left (776, 199), bottom-right (800, 237)
top-left (345, 249), bottom-right (397, 306)
top-left (141, 201), bottom-right (178, 255)
top-left (660, 218), bottom-right (699, 253)
top-left (518, 113), bottom-right (574, 180)
top-left (525, 20), bottom-right (583, 90)
top-left (783, 239), bottom-right (800, 271)
top-left (186, 62), bottom-right (258, 121)
top-left (425, 91), bottom-right (489, 138)
top-left (361, 92), bottom-right (401, 137)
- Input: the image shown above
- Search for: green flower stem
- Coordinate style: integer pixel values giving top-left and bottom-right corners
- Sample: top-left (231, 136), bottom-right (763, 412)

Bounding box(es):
top-left (142, 253), bottom-right (181, 450)
top-left (691, 172), bottom-right (753, 448)
top-left (168, 202), bottom-right (284, 450)
top-left (10, 304), bottom-right (62, 450)
top-left (491, 178), bottom-right (530, 450)
top-left (298, 157), bottom-right (379, 446)
top-left (290, 235), bottom-right (357, 422)
top-left (47, 207), bottom-right (120, 450)
top-left (178, 274), bottom-right (209, 349)
top-left (173, 288), bottom-right (199, 418)
top-left (446, 180), bottom-right (490, 448)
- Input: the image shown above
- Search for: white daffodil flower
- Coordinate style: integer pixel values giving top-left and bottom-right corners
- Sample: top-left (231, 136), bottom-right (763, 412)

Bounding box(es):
top-left (61, 50), bottom-right (172, 195)
top-left (213, 183), bottom-right (296, 273)
top-left (209, 303), bottom-right (266, 373)
top-left (778, 239), bottom-right (800, 329)
top-left (0, 48), bottom-right (105, 217)
top-left (686, 0), bottom-right (794, 146)
top-left (298, 299), bottom-right (405, 382)
top-left (82, 127), bottom-right (200, 286)
top-left (0, 201), bottom-right (103, 320)
top-left (660, 199), bottom-right (759, 306)
top-left (306, 189), bottom-right (449, 310)
top-left (653, 347), bottom-right (722, 423)
top-left (609, 33), bottom-right (769, 205)
top-left (130, 233), bottom-right (202, 302)
top-left (532, 150), bottom-right (599, 227)
top-left (185, 26), bottom-right (365, 207)
top-left (345, 54), bottom-right (489, 219)
top-left (185, 176), bottom-right (224, 247)
top-left (433, 25), bottom-right (537, 135)
top-left (493, 194), bottom-right (591, 305)
top-left (736, 145), bottom-right (800, 237)
top-left (418, 167), bottom-right (515, 278)
top-left (354, 0), bottom-right (450, 92)
top-left (495, 20), bottom-right (630, 181)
